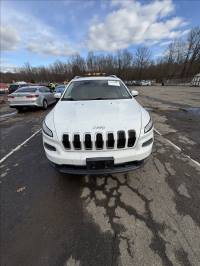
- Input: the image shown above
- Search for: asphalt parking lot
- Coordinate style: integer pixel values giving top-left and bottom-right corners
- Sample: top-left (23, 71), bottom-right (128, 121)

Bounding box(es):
top-left (0, 86), bottom-right (200, 266)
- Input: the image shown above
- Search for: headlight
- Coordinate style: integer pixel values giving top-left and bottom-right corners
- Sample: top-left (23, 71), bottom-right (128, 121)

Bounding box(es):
top-left (42, 121), bottom-right (53, 137)
top-left (144, 117), bottom-right (153, 133)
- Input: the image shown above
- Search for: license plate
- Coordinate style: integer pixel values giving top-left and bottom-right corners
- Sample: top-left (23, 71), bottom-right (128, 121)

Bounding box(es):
top-left (86, 157), bottom-right (114, 170)
top-left (14, 95), bottom-right (26, 101)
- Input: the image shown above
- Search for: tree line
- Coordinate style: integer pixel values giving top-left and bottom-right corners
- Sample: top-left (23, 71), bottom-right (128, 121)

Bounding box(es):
top-left (1, 27), bottom-right (199, 83)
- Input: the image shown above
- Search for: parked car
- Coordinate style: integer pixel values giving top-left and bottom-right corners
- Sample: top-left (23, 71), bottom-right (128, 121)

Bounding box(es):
top-left (134, 80), bottom-right (141, 86)
top-left (0, 83), bottom-right (9, 94)
top-left (131, 80), bottom-right (137, 86)
top-left (8, 82), bottom-right (27, 94)
top-left (191, 73), bottom-right (200, 87)
top-left (140, 80), bottom-right (152, 86)
top-left (8, 86), bottom-right (56, 111)
top-left (54, 85), bottom-right (66, 100)
top-left (42, 75), bottom-right (154, 174)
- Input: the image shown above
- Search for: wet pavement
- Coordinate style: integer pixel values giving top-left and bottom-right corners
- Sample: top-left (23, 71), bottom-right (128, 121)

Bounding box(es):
top-left (136, 86), bottom-right (200, 162)
top-left (0, 86), bottom-right (200, 266)
top-left (0, 102), bottom-right (17, 117)
top-left (181, 107), bottom-right (200, 116)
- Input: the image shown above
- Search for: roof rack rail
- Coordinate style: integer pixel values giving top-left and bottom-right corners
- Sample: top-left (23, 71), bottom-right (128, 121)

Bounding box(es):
top-left (73, 74), bottom-right (118, 79)
top-left (83, 73), bottom-right (106, 76)
top-left (109, 75), bottom-right (117, 78)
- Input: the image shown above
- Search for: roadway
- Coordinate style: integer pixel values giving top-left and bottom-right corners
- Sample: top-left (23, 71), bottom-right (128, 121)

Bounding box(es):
top-left (0, 86), bottom-right (200, 266)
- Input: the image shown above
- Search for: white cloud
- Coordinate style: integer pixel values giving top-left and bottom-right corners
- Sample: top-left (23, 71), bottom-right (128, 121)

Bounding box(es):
top-left (159, 40), bottom-right (173, 46)
top-left (87, 0), bottom-right (188, 51)
top-left (27, 39), bottom-right (76, 56)
top-left (1, 3), bottom-right (76, 56)
top-left (0, 59), bottom-right (18, 73)
top-left (0, 25), bottom-right (20, 51)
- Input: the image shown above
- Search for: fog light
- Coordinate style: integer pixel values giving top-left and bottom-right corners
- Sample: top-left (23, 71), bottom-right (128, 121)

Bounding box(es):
top-left (44, 142), bottom-right (56, 151)
top-left (142, 138), bottom-right (153, 147)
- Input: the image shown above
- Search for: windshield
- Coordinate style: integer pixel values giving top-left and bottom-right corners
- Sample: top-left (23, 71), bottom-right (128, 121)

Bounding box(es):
top-left (62, 80), bottom-right (131, 101)
top-left (16, 87), bottom-right (38, 93)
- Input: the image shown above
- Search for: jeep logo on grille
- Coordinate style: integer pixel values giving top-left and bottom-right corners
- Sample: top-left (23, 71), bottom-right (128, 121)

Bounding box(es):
top-left (93, 126), bottom-right (105, 130)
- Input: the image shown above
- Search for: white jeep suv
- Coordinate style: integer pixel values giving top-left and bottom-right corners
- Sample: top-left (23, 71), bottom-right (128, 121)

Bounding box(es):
top-left (42, 76), bottom-right (153, 174)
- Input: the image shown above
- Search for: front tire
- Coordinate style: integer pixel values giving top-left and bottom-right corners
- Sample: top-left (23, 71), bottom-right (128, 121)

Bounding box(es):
top-left (42, 99), bottom-right (48, 110)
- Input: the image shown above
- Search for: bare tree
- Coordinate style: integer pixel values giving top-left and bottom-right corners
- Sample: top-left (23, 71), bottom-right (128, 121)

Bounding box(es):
top-left (134, 46), bottom-right (151, 79)
top-left (87, 51), bottom-right (96, 72)
top-left (185, 27), bottom-right (200, 76)
top-left (69, 54), bottom-right (86, 76)
top-left (1, 28), bottom-right (199, 84)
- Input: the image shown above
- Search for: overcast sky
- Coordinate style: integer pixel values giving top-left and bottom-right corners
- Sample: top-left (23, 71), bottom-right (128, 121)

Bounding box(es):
top-left (1, 0), bottom-right (199, 72)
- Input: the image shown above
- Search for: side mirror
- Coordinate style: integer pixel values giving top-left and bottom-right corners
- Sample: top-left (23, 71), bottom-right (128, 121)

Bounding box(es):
top-left (131, 90), bottom-right (139, 97)
top-left (54, 92), bottom-right (61, 99)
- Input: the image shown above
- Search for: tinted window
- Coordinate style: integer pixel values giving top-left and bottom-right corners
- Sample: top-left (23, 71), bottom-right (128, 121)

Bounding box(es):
top-left (16, 87), bottom-right (38, 93)
top-left (9, 84), bottom-right (19, 90)
top-left (62, 80), bottom-right (131, 101)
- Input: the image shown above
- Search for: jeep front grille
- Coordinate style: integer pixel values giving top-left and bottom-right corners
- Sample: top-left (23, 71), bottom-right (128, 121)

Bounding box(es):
top-left (84, 134), bottom-right (92, 149)
top-left (107, 133), bottom-right (115, 149)
top-left (62, 130), bottom-right (136, 150)
top-left (73, 134), bottom-right (81, 149)
top-left (117, 131), bottom-right (126, 148)
top-left (128, 130), bottom-right (136, 147)
top-left (63, 134), bottom-right (70, 149)
top-left (96, 133), bottom-right (104, 149)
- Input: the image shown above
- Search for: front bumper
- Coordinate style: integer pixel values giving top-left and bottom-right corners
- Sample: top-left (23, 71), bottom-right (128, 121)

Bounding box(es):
top-left (43, 129), bottom-right (153, 174)
top-left (51, 159), bottom-right (145, 175)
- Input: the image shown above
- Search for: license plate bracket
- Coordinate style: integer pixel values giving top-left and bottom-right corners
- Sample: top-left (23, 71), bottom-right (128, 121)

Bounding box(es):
top-left (86, 157), bottom-right (114, 170)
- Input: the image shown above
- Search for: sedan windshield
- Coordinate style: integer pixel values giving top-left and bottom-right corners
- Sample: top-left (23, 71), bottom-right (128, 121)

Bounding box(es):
top-left (16, 87), bottom-right (38, 93)
top-left (62, 80), bottom-right (131, 101)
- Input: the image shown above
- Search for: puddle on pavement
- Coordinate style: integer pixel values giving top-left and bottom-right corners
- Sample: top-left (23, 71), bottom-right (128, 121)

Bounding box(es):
top-left (181, 107), bottom-right (200, 116)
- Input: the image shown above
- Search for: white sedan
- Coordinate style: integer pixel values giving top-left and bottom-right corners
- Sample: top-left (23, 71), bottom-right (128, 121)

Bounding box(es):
top-left (140, 80), bottom-right (152, 86)
top-left (8, 86), bottom-right (56, 111)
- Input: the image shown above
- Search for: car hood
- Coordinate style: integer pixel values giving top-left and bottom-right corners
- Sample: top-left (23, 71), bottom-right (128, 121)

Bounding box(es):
top-left (53, 99), bottom-right (142, 141)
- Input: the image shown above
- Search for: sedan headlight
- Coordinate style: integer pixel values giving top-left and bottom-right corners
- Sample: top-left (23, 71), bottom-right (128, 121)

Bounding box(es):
top-left (42, 121), bottom-right (53, 137)
top-left (144, 117), bottom-right (153, 133)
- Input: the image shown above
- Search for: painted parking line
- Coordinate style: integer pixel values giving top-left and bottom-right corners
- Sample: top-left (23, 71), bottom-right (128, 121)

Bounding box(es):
top-left (154, 128), bottom-right (181, 151)
top-left (154, 128), bottom-right (200, 168)
top-left (0, 110), bottom-right (17, 119)
top-left (0, 129), bottom-right (42, 164)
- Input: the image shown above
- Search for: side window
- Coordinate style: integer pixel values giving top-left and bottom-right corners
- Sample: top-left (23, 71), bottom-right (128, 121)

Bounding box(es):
top-left (39, 88), bottom-right (45, 93)
top-left (43, 87), bottom-right (50, 93)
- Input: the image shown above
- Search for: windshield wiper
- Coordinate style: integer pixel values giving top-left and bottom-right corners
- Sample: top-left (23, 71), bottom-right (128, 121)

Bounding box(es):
top-left (62, 97), bottom-right (76, 101)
